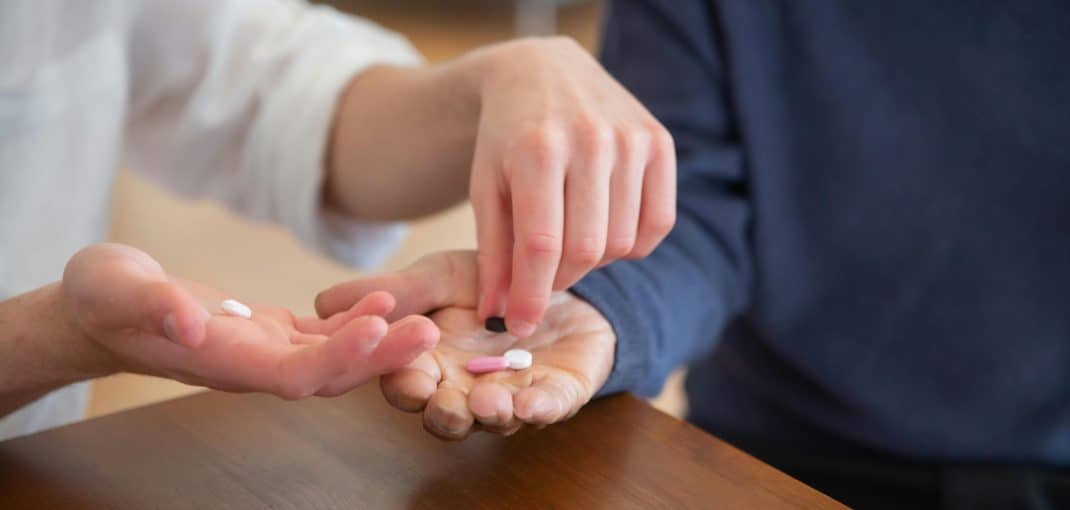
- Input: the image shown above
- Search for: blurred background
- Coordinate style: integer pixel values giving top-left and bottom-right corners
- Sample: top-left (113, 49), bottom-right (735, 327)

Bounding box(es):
top-left (93, 0), bottom-right (687, 419)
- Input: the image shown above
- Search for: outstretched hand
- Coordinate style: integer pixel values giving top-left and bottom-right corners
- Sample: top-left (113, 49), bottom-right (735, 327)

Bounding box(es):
top-left (316, 251), bottom-right (615, 439)
top-left (61, 243), bottom-right (438, 399)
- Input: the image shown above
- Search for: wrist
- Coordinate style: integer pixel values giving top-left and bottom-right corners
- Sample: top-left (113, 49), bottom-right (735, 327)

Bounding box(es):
top-left (325, 61), bottom-right (483, 220)
top-left (461, 39), bottom-right (522, 108)
top-left (464, 36), bottom-right (578, 99)
top-left (42, 282), bottom-right (120, 382)
top-left (0, 282), bottom-right (119, 417)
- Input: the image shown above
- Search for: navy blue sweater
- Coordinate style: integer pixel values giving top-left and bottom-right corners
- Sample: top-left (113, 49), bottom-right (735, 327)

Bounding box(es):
top-left (571, 0), bottom-right (1070, 464)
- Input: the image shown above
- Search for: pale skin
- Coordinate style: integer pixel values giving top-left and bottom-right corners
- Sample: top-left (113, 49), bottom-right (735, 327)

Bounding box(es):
top-left (2, 36), bottom-right (668, 418)
top-left (315, 251), bottom-right (616, 439)
top-left (0, 244), bottom-right (439, 418)
top-left (327, 37), bottom-right (676, 336)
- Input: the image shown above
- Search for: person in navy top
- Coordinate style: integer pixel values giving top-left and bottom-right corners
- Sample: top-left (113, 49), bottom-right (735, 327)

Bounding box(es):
top-left (569, 1), bottom-right (1070, 507)
top-left (319, 1), bottom-right (1070, 507)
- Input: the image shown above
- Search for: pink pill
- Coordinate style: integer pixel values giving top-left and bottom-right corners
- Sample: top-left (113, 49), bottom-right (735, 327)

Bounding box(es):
top-left (465, 356), bottom-right (510, 374)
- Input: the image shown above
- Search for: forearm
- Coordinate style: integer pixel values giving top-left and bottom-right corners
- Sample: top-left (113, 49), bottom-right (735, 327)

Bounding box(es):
top-left (0, 284), bottom-right (116, 417)
top-left (325, 51), bottom-right (491, 221)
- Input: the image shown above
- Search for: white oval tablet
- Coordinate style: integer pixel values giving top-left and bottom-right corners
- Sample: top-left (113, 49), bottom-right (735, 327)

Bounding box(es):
top-left (220, 299), bottom-right (252, 319)
top-left (504, 349), bottom-right (533, 370)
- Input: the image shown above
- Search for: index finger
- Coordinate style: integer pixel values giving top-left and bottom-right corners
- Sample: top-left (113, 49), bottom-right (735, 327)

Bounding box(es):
top-left (505, 132), bottom-right (566, 337)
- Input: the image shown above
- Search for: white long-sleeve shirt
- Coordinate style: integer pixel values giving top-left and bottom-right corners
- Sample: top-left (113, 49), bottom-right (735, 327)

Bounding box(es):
top-left (0, 0), bottom-right (421, 441)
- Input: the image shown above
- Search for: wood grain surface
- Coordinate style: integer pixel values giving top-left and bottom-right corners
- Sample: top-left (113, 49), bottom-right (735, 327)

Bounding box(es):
top-left (0, 385), bottom-right (846, 509)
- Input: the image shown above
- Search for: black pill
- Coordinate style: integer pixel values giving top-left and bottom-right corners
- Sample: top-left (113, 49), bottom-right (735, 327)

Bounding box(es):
top-left (484, 316), bottom-right (508, 333)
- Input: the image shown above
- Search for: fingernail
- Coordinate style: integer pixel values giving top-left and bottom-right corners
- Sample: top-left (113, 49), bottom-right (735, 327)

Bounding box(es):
top-left (521, 394), bottom-right (554, 420)
top-left (358, 319), bottom-right (389, 355)
top-left (508, 320), bottom-right (536, 337)
top-left (162, 313), bottom-right (184, 345)
top-left (533, 395), bottom-right (556, 418)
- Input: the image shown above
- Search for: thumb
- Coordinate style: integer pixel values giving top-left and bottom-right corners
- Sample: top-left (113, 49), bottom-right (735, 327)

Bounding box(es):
top-left (129, 280), bottom-right (210, 348)
top-left (315, 251), bottom-right (478, 320)
top-left (63, 244), bottom-right (209, 348)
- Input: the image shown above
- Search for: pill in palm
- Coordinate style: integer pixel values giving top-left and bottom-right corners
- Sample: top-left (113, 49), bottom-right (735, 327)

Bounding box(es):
top-left (504, 349), bottom-right (533, 370)
top-left (220, 299), bottom-right (252, 319)
top-left (465, 356), bottom-right (510, 374)
top-left (484, 316), bottom-right (508, 333)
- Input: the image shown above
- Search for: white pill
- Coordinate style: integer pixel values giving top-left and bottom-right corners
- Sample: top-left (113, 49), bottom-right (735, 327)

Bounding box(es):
top-left (220, 299), bottom-right (252, 319)
top-left (504, 349), bottom-right (533, 370)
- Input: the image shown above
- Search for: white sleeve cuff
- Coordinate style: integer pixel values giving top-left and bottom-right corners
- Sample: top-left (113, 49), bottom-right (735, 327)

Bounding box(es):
top-left (249, 6), bottom-right (422, 268)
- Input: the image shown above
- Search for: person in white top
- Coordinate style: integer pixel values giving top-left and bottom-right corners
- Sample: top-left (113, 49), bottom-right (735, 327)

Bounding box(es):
top-left (0, 0), bottom-right (675, 440)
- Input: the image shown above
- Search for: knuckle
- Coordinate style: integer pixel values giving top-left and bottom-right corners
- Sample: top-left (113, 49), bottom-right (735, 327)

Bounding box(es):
top-left (615, 124), bottom-right (652, 154)
top-left (573, 115), bottom-right (613, 154)
top-left (566, 237), bottom-right (604, 265)
top-left (507, 124), bottom-right (567, 172)
top-left (651, 124), bottom-right (675, 154)
top-left (523, 232), bottom-right (562, 258)
top-left (604, 235), bottom-right (636, 259)
top-left (646, 208), bottom-right (677, 236)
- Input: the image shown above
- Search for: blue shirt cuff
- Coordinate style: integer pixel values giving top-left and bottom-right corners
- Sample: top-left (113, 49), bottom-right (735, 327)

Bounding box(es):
top-left (569, 267), bottom-right (650, 397)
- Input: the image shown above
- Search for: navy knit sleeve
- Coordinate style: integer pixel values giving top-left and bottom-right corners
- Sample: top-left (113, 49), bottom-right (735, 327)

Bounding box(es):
top-left (570, 0), bottom-right (753, 396)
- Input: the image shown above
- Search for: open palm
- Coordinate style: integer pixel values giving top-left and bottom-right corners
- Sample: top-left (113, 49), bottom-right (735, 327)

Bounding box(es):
top-left (62, 243), bottom-right (438, 400)
top-left (316, 251), bottom-right (615, 440)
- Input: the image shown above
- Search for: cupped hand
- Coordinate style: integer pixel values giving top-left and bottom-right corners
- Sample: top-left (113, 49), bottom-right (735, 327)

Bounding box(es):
top-left (468, 37), bottom-right (676, 336)
top-left (60, 243), bottom-right (438, 399)
top-left (316, 251), bottom-right (615, 440)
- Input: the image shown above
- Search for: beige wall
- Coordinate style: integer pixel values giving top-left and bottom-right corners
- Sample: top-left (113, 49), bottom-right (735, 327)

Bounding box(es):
top-left (92, 0), bottom-right (686, 419)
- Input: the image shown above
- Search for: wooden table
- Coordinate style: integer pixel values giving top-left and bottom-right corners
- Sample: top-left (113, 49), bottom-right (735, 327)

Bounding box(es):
top-left (0, 385), bottom-right (845, 509)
